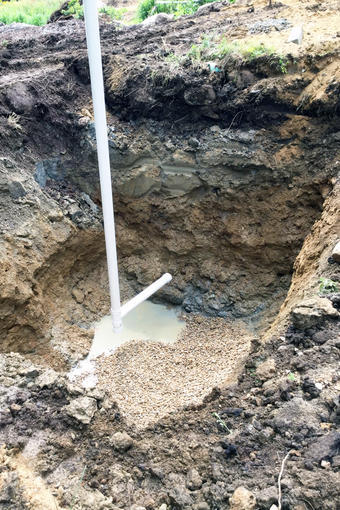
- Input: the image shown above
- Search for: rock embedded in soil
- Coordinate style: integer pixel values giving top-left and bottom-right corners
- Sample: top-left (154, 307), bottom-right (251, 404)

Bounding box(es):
top-left (35, 368), bottom-right (60, 389)
top-left (110, 431), bottom-right (133, 451)
top-left (291, 297), bottom-right (339, 330)
top-left (255, 358), bottom-right (276, 380)
top-left (65, 396), bottom-right (97, 425)
top-left (273, 397), bottom-right (320, 432)
top-left (256, 486), bottom-right (278, 508)
top-left (186, 468), bottom-right (203, 491)
top-left (306, 431), bottom-right (340, 463)
top-left (332, 241), bottom-right (340, 263)
top-left (229, 486), bottom-right (256, 510)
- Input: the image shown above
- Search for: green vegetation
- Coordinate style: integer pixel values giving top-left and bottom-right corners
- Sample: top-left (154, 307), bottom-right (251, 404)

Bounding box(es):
top-left (62, 1), bottom-right (127, 22)
top-left (287, 372), bottom-right (296, 382)
top-left (0, 0), bottom-right (62, 26)
top-left (212, 412), bottom-right (231, 433)
top-left (185, 34), bottom-right (288, 73)
top-left (319, 277), bottom-right (339, 294)
top-left (99, 5), bottom-right (128, 21)
top-left (137, 0), bottom-right (215, 22)
top-left (62, 0), bottom-right (83, 19)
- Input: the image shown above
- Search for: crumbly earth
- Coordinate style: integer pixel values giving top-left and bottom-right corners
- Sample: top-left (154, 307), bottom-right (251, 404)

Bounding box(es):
top-left (0, 0), bottom-right (339, 508)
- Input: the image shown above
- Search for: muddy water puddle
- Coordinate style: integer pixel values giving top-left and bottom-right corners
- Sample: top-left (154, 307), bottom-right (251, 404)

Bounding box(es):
top-left (69, 301), bottom-right (185, 387)
top-left (90, 301), bottom-right (185, 358)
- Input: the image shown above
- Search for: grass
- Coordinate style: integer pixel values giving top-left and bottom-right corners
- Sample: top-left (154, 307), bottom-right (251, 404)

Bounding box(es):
top-left (137, 0), bottom-right (215, 22)
top-left (185, 34), bottom-right (288, 73)
top-left (99, 6), bottom-right (128, 22)
top-left (319, 277), bottom-right (339, 294)
top-left (0, 0), bottom-right (62, 26)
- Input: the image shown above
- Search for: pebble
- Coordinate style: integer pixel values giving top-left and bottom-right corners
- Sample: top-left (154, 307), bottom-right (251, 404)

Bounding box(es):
top-left (331, 241), bottom-right (340, 263)
top-left (110, 431), bottom-right (133, 451)
top-left (229, 486), bottom-right (256, 510)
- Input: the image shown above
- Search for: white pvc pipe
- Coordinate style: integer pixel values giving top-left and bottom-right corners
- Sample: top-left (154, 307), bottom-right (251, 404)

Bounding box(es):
top-left (83, 1), bottom-right (172, 334)
top-left (121, 273), bottom-right (173, 318)
top-left (83, 0), bottom-right (122, 332)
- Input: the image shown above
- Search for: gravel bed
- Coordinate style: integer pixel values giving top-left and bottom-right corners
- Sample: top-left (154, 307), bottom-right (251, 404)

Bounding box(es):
top-left (95, 315), bottom-right (252, 428)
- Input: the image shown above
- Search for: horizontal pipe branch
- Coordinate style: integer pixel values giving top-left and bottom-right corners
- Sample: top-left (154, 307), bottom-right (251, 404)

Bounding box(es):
top-left (121, 273), bottom-right (173, 318)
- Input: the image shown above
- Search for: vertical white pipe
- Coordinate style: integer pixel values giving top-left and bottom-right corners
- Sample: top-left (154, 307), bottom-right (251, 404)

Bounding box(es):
top-left (83, 0), bottom-right (122, 332)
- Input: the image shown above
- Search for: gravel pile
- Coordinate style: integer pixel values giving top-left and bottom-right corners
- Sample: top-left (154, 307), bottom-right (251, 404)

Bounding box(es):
top-left (248, 18), bottom-right (292, 34)
top-left (95, 315), bottom-right (252, 428)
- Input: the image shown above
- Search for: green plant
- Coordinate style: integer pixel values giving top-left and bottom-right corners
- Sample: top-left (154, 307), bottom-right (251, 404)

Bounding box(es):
top-left (1, 39), bottom-right (8, 47)
top-left (62, 0), bottom-right (83, 19)
top-left (137, 0), bottom-right (155, 21)
top-left (212, 412), bottom-right (231, 433)
top-left (287, 373), bottom-right (295, 382)
top-left (185, 35), bottom-right (288, 74)
top-left (99, 6), bottom-right (127, 21)
top-left (137, 0), bottom-right (214, 22)
top-left (278, 57), bottom-right (288, 74)
top-left (319, 277), bottom-right (339, 294)
top-left (0, 0), bottom-right (62, 26)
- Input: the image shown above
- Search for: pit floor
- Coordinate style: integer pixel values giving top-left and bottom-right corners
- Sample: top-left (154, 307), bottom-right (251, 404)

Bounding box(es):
top-left (70, 302), bottom-right (253, 428)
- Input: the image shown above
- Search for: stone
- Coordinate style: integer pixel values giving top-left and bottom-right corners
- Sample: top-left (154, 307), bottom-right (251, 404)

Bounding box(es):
top-left (65, 396), bottom-right (97, 425)
top-left (72, 287), bottom-right (85, 304)
top-left (193, 503), bottom-right (210, 510)
top-left (256, 358), bottom-right (276, 380)
top-left (34, 162), bottom-right (47, 187)
top-left (0, 157), bottom-right (14, 169)
top-left (306, 431), bottom-right (340, 463)
top-left (168, 485), bottom-right (193, 507)
top-left (288, 25), bottom-right (303, 45)
top-left (110, 431), bottom-right (133, 451)
top-left (35, 369), bottom-right (59, 388)
top-left (273, 397), bottom-right (320, 432)
top-left (34, 158), bottom-right (65, 187)
top-left (332, 455), bottom-right (340, 468)
top-left (291, 297), bottom-right (339, 330)
top-left (158, 505), bottom-right (167, 510)
top-left (6, 82), bottom-right (35, 114)
top-left (8, 179), bottom-right (27, 199)
top-left (117, 165), bottom-right (161, 198)
top-left (67, 203), bottom-right (83, 222)
top-left (256, 486), bottom-right (278, 507)
top-left (229, 487), bottom-right (256, 510)
top-left (186, 468), bottom-right (203, 490)
top-left (141, 13), bottom-right (174, 26)
top-left (66, 381), bottom-right (85, 396)
top-left (130, 506), bottom-right (146, 510)
top-left (47, 209), bottom-right (63, 222)
top-left (332, 241), bottom-right (340, 263)
top-left (80, 192), bottom-right (99, 214)
top-left (161, 168), bottom-right (201, 198)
